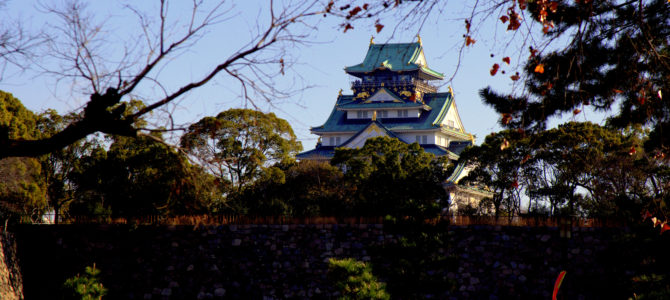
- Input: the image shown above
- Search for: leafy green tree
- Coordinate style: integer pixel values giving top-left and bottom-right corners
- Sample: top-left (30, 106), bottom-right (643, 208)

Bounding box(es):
top-left (36, 110), bottom-right (103, 223)
top-left (180, 109), bottom-right (302, 195)
top-left (331, 137), bottom-right (450, 218)
top-left (0, 90), bottom-right (47, 222)
top-left (70, 135), bottom-right (218, 218)
top-left (64, 263), bottom-right (107, 300)
top-left (238, 160), bottom-right (349, 216)
top-left (458, 129), bottom-right (529, 217)
top-left (328, 258), bottom-right (389, 300)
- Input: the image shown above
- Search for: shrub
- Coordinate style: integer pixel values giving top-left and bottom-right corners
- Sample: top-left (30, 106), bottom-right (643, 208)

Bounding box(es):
top-left (328, 258), bottom-right (389, 300)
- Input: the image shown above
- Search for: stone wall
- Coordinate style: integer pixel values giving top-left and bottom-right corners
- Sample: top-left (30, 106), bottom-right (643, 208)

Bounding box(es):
top-left (6, 224), bottom-right (643, 299)
top-left (0, 232), bottom-right (23, 300)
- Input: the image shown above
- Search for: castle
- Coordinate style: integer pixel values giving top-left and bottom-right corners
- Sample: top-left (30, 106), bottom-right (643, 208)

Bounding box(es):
top-left (297, 37), bottom-right (491, 213)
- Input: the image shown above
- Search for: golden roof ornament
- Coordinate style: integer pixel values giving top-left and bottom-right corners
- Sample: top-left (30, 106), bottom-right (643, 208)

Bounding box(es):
top-left (370, 36), bottom-right (374, 45)
top-left (448, 86), bottom-right (454, 95)
top-left (372, 110), bottom-right (377, 121)
top-left (338, 89), bottom-right (343, 97)
top-left (417, 34), bottom-right (422, 46)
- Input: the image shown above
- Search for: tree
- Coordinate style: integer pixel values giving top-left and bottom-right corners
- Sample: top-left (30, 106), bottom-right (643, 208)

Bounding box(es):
top-left (180, 108), bottom-right (302, 195)
top-left (238, 160), bottom-right (349, 216)
top-left (478, 0), bottom-right (669, 154)
top-left (36, 110), bottom-right (102, 224)
top-left (0, 0), bottom-right (331, 158)
top-left (331, 137), bottom-right (450, 218)
top-left (69, 135), bottom-right (217, 218)
top-left (0, 91), bottom-right (46, 222)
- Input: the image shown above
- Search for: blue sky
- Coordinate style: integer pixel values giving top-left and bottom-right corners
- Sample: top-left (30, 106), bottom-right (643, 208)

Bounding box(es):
top-left (1, 1), bottom-right (606, 149)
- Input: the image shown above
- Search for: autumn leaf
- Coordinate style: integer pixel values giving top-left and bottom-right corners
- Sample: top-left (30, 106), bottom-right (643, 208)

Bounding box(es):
top-left (465, 19), bottom-right (471, 33)
top-left (502, 57), bottom-right (511, 64)
top-left (339, 4), bottom-right (350, 10)
top-left (465, 35), bottom-right (476, 46)
top-left (510, 179), bottom-right (519, 188)
top-left (629, 146), bottom-right (637, 156)
top-left (349, 6), bottom-right (362, 17)
top-left (661, 223), bottom-right (670, 235)
top-left (375, 23), bottom-right (384, 33)
top-left (501, 113), bottom-right (513, 125)
top-left (343, 23), bottom-right (354, 33)
top-left (500, 15), bottom-right (509, 23)
top-left (518, 0), bottom-right (527, 10)
top-left (510, 74), bottom-right (520, 81)
top-left (279, 58), bottom-right (285, 75)
top-left (638, 97), bottom-right (646, 105)
top-left (529, 47), bottom-right (538, 57)
top-left (363, 3), bottom-right (369, 10)
top-left (613, 89), bottom-right (624, 93)
top-left (500, 139), bottom-right (510, 151)
top-left (521, 154), bottom-right (531, 164)
top-left (549, 2), bottom-right (559, 12)
top-left (642, 210), bottom-right (653, 221)
top-left (534, 63), bottom-right (545, 74)
top-left (573, 109), bottom-right (581, 115)
top-left (490, 63), bottom-right (500, 76)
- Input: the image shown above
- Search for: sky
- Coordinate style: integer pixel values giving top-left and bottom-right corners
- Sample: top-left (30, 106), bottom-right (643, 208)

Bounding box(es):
top-left (0, 1), bottom-right (607, 150)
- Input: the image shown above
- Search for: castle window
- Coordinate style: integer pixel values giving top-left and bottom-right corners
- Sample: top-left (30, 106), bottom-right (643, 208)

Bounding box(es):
top-left (415, 135), bottom-right (421, 143)
top-left (398, 110), bottom-right (408, 118)
top-left (329, 137), bottom-right (335, 145)
top-left (422, 135), bottom-right (427, 144)
top-left (379, 110), bottom-right (388, 118)
top-left (336, 137), bottom-right (341, 145)
top-left (363, 111), bottom-right (368, 118)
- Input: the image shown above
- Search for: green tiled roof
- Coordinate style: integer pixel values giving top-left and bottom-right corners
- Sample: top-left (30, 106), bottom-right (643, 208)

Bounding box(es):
top-left (345, 42), bottom-right (444, 79)
top-left (312, 92), bottom-right (453, 133)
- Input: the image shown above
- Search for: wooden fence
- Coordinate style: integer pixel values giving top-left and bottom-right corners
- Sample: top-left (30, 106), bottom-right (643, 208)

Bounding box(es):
top-left (16, 214), bottom-right (628, 228)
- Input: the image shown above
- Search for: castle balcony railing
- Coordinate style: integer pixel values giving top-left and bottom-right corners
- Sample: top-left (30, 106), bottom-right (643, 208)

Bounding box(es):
top-left (351, 78), bottom-right (438, 93)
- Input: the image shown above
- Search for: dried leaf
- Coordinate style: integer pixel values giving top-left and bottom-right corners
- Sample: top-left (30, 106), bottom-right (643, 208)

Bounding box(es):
top-left (518, 0), bottom-right (527, 9)
top-left (534, 64), bottom-right (545, 74)
top-left (629, 146), bottom-right (637, 156)
top-left (501, 113), bottom-right (513, 125)
top-left (490, 63), bottom-right (500, 76)
top-left (349, 6), bottom-right (362, 16)
top-left (363, 3), bottom-right (369, 10)
top-left (502, 57), bottom-right (511, 64)
top-left (510, 179), bottom-right (519, 188)
top-left (573, 109), bottom-right (581, 115)
top-left (375, 23), bottom-right (384, 33)
top-left (549, 2), bottom-right (559, 12)
top-left (500, 15), bottom-right (509, 23)
top-left (465, 19), bottom-right (471, 33)
top-left (279, 58), bottom-right (285, 75)
top-left (465, 36), bottom-right (476, 46)
top-left (343, 23), bottom-right (354, 33)
top-left (500, 139), bottom-right (510, 150)
top-left (642, 211), bottom-right (653, 221)
top-left (662, 223), bottom-right (670, 235)
top-left (510, 75), bottom-right (520, 81)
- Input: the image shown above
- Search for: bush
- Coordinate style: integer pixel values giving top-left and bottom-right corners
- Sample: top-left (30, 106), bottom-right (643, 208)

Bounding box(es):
top-left (63, 263), bottom-right (107, 300)
top-left (328, 258), bottom-right (389, 300)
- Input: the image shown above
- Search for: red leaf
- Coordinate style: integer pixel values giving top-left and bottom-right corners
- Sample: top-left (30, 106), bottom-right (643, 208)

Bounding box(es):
top-left (349, 6), bottom-right (362, 16)
top-left (510, 75), bottom-right (520, 81)
top-left (375, 23), bottom-right (384, 33)
top-left (534, 64), bottom-right (545, 74)
top-left (490, 63), bottom-right (500, 76)
top-left (521, 154), bottom-right (531, 164)
top-left (510, 179), bottom-right (519, 188)
top-left (518, 0), bottom-right (527, 10)
top-left (465, 36), bottom-right (476, 46)
top-left (363, 3), bottom-right (369, 10)
top-left (573, 109), bottom-right (581, 115)
top-left (661, 223), bottom-right (670, 235)
top-left (638, 97), bottom-right (646, 105)
top-left (501, 113), bottom-right (513, 125)
top-left (465, 19), bottom-right (471, 33)
top-left (549, 2), bottom-right (559, 12)
top-left (629, 146), bottom-right (637, 156)
top-left (642, 211), bottom-right (653, 221)
top-left (343, 23), bottom-right (354, 33)
top-left (553, 271), bottom-right (567, 300)
top-left (613, 89), bottom-right (624, 94)
top-left (502, 57), bottom-right (511, 64)
top-left (500, 15), bottom-right (509, 23)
